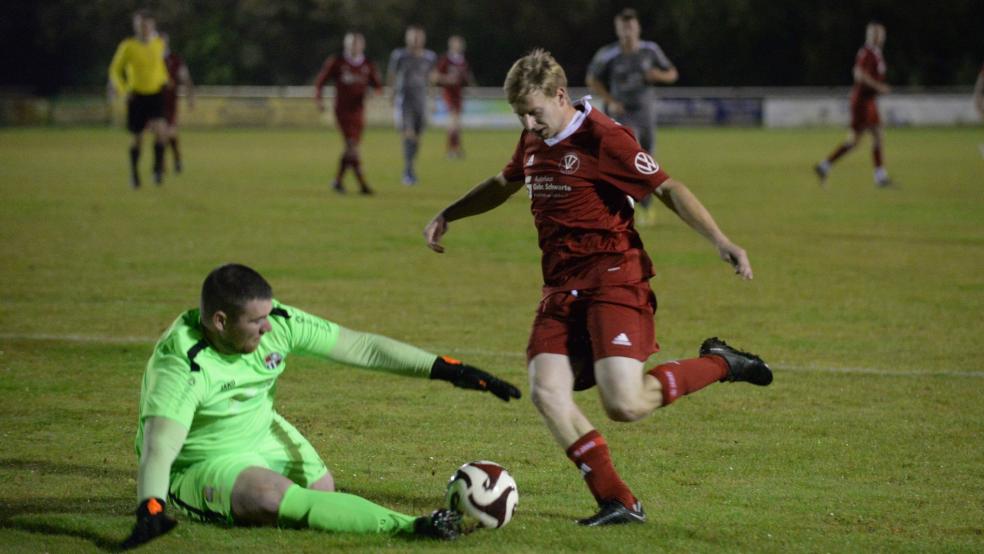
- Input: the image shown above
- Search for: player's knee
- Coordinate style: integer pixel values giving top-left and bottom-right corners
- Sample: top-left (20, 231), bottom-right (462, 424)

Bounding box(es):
top-left (601, 397), bottom-right (647, 422)
top-left (309, 472), bottom-right (335, 492)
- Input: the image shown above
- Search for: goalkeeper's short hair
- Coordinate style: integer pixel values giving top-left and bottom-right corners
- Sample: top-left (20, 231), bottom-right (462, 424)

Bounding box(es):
top-left (200, 264), bottom-right (272, 319)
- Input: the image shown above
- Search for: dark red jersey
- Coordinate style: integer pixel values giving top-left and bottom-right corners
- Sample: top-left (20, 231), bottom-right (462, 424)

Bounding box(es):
top-left (502, 100), bottom-right (670, 291)
top-left (436, 53), bottom-right (470, 95)
top-left (852, 45), bottom-right (886, 101)
top-left (163, 53), bottom-right (185, 96)
top-left (314, 55), bottom-right (382, 112)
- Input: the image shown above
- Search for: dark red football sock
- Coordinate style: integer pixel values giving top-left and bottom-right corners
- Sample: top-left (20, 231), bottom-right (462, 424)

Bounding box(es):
top-left (566, 430), bottom-right (637, 509)
top-left (169, 137), bottom-right (181, 164)
top-left (826, 142), bottom-right (853, 164)
top-left (648, 356), bottom-right (728, 407)
top-left (335, 155), bottom-right (349, 182)
top-left (873, 145), bottom-right (883, 167)
top-left (448, 129), bottom-right (460, 150)
top-left (352, 156), bottom-right (368, 187)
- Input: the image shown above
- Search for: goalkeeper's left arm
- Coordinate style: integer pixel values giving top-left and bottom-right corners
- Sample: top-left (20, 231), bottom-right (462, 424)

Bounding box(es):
top-left (121, 416), bottom-right (187, 550)
top-left (328, 326), bottom-right (521, 402)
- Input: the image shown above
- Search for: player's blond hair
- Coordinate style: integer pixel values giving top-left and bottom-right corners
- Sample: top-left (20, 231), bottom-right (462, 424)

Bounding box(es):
top-left (503, 49), bottom-right (568, 105)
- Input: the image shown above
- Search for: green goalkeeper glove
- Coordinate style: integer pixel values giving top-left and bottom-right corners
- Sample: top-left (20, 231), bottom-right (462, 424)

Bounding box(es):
top-left (120, 497), bottom-right (177, 550)
top-left (430, 356), bottom-right (522, 402)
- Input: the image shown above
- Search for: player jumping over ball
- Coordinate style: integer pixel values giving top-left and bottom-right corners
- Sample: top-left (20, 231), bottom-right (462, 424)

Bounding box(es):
top-left (121, 264), bottom-right (520, 549)
top-left (814, 21), bottom-right (893, 188)
top-left (424, 49), bottom-right (772, 526)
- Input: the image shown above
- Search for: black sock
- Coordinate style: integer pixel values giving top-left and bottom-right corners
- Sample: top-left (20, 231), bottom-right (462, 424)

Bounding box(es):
top-left (153, 142), bottom-right (165, 174)
top-left (129, 145), bottom-right (140, 174)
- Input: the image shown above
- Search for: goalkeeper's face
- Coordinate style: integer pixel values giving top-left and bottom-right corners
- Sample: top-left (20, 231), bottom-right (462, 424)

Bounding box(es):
top-left (221, 298), bottom-right (273, 354)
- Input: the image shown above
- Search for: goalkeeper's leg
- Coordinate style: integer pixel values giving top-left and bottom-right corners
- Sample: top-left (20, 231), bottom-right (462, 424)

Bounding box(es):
top-left (232, 467), bottom-right (417, 534)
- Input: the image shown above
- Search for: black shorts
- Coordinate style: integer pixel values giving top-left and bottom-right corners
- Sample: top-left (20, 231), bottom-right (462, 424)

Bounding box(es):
top-left (127, 91), bottom-right (165, 134)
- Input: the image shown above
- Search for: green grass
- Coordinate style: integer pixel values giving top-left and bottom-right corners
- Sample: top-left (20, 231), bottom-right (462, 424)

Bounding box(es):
top-left (1, 124), bottom-right (983, 552)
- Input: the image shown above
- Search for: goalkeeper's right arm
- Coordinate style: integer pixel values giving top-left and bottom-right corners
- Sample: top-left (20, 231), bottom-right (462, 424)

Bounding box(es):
top-left (122, 416), bottom-right (187, 550)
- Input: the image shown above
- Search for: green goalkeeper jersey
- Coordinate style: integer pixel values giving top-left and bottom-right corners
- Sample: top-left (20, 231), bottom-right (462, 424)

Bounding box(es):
top-left (135, 300), bottom-right (433, 470)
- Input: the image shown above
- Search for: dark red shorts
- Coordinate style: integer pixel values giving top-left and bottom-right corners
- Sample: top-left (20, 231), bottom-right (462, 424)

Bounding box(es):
top-left (526, 282), bottom-right (659, 391)
top-left (334, 111), bottom-right (365, 142)
top-left (443, 90), bottom-right (463, 114)
top-left (850, 98), bottom-right (880, 131)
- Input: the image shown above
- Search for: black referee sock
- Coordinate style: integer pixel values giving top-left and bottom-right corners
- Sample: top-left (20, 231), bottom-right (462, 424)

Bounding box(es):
top-left (153, 142), bottom-right (165, 175)
top-left (129, 145), bottom-right (140, 186)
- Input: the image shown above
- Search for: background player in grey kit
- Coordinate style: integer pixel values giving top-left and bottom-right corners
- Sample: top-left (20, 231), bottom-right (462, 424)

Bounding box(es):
top-left (587, 8), bottom-right (678, 225)
top-left (388, 25), bottom-right (437, 186)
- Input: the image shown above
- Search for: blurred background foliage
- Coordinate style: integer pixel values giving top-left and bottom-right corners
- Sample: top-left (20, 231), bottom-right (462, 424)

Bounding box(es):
top-left (3, 0), bottom-right (982, 94)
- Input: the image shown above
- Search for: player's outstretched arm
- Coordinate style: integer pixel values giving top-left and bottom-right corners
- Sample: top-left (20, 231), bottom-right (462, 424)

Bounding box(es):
top-left (654, 178), bottom-right (753, 280)
top-left (325, 326), bottom-right (521, 401)
top-left (424, 172), bottom-right (524, 253)
top-left (122, 416), bottom-right (188, 550)
top-left (430, 356), bottom-right (522, 401)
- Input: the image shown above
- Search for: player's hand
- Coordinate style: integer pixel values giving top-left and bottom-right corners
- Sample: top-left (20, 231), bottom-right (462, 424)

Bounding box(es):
top-left (430, 356), bottom-right (522, 402)
top-left (315, 100), bottom-right (325, 113)
top-left (424, 213), bottom-right (448, 253)
top-left (716, 241), bottom-right (753, 280)
top-left (120, 497), bottom-right (177, 550)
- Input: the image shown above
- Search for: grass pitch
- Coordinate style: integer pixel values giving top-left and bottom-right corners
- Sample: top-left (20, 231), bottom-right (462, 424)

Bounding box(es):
top-left (1, 124), bottom-right (983, 553)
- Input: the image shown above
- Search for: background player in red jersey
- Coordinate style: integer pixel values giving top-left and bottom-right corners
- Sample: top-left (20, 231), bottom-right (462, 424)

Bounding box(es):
top-left (815, 21), bottom-right (892, 188)
top-left (161, 32), bottom-right (194, 174)
top-left (315, 32), bottom-right (382, 195)
top-left (423, 49), bottom-right (772, 526)
top-left (434, 35), bottom-right (476, 158)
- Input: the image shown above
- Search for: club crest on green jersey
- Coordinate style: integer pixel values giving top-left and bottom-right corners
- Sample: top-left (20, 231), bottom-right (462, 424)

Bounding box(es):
top-left (264, 352), bottom-right (283, 369)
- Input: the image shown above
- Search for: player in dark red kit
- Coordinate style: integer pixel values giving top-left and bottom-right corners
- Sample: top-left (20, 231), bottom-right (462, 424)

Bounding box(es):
top-left (161, 33), bottom-right (194, 174)
top-left (435, 35), bottom-right (476, 158)
top-left (315, 32), bottom-right (382, 195)
top-left (815, 22), bottom-right (892, 188)
top-left (423, 50), bottom-right (772, 526)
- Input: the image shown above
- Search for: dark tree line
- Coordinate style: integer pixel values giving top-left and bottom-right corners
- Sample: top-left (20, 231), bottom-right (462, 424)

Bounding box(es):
top-left (3, 0), bottom-right (981, 95)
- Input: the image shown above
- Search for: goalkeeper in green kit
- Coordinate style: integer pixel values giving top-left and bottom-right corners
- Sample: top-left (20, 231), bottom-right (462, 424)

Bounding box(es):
top-left (121, 263), bottom-right (521, 549)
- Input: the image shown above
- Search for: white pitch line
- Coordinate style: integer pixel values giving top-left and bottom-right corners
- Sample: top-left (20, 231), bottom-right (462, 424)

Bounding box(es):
top-left (1, 332), bottom-right (981, 378)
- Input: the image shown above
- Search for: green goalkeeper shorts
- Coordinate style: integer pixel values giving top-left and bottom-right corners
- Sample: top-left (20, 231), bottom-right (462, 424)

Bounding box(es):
top-left (168, 412), bottom-right (328, 524)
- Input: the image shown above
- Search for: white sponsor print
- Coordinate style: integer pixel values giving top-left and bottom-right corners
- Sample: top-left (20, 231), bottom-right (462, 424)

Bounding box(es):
top-left (634, 152), bottom-right (660, 175)
top-left (559, 152), bottom-right (580, 174)
top-left (612, 332), bottom-right (632, 346)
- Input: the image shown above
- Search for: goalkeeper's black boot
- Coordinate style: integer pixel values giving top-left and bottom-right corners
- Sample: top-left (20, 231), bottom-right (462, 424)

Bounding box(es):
top-left (700, 337), bottom-right (773, 386)
top-left (414, 509), bottom-right (462, 540)
top-left (578, 500), bottom-right (646, 526)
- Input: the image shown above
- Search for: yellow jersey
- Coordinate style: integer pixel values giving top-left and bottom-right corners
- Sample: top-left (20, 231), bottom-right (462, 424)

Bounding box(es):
top-left (109, 36), bottom-right (168, 95)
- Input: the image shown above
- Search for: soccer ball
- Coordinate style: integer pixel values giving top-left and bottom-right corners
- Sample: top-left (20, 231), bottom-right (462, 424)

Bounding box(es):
top-left (445, 460), bottom-right (519, 528)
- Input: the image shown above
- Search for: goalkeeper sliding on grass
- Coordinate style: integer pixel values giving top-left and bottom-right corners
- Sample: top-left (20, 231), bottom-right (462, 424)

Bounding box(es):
top-left (122, 263), bottom-right (520, 550)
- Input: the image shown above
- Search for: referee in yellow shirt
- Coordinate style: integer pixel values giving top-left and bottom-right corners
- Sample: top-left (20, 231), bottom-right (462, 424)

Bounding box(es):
top-left (109, 10), bottom-right (170, 188)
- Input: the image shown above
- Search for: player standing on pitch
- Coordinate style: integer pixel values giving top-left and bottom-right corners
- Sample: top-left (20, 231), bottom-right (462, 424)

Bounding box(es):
top-left (587, 8), bottom-right (678, 226)
top-left (314, 32), bottom-right (382, 195)
top-left (108, 10), bottom-right (170, 189)
top-left (423, 50), bottom-right (772, 526)
top-left (435, 35), bottom-right (477, 159)
top-left (388, 25), bottom-right (438, 186)
top-left (160, 32), bottom-right (194, 175)
top-left (814, 21), bottom-right (893, 188)
top-left (121, 264), bottom-right (520, 549)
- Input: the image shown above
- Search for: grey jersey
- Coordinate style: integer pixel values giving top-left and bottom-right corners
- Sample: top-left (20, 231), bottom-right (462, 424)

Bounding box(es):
top-left (388, 47), bottom-right (437, 103)
top-left (587, 40), bottom-right (673, 112)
